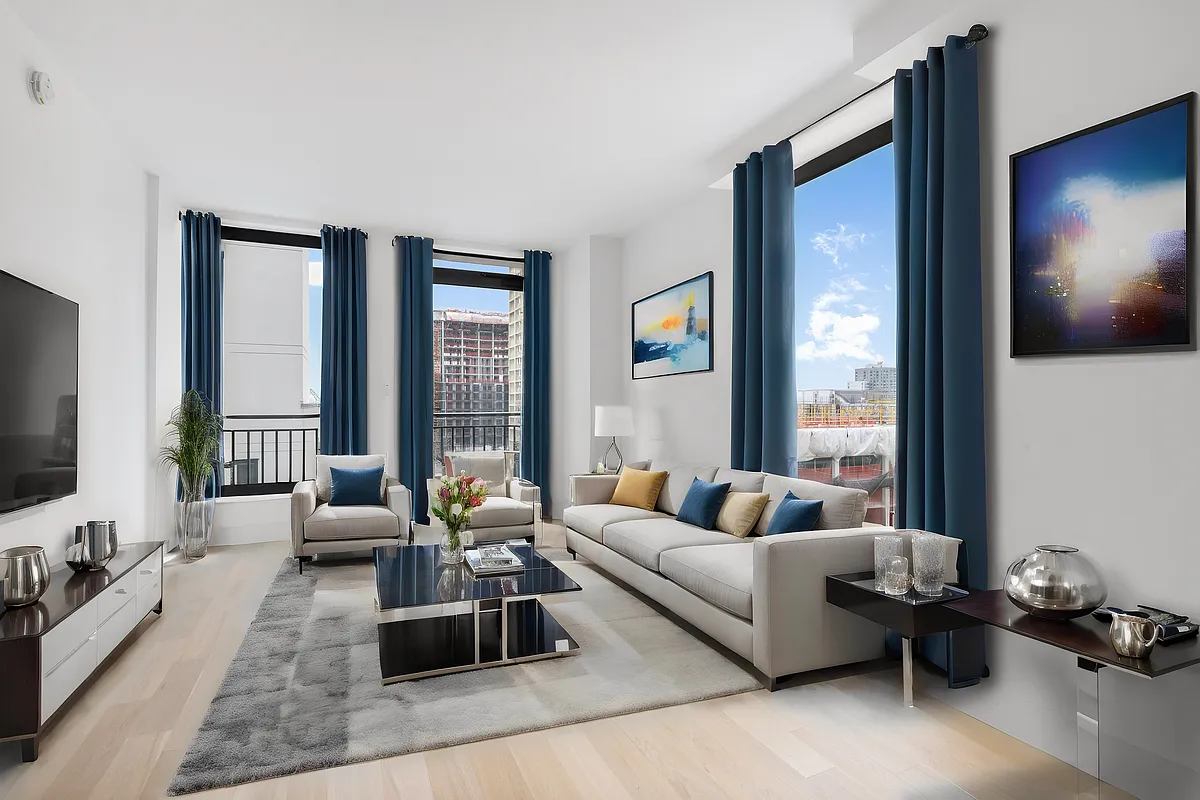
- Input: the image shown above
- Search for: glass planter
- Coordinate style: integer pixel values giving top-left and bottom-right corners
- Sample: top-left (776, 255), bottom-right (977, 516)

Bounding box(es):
top-left (176, 479), bottom-right (215, 562)
top-left (440, 527), bottom-right (473, 565)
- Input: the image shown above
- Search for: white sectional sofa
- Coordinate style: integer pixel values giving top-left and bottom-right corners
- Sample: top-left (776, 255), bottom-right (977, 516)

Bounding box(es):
top-left (564, 464), bottom-right (960, 689)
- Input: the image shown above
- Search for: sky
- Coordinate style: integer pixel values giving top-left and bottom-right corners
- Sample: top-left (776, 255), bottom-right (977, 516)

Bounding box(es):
top-left (307, 250), bottom-right (322, 399)
top-left (432, 260), bottom-right (512, 313)
top-left (794, 142), bottom-right (897, 391)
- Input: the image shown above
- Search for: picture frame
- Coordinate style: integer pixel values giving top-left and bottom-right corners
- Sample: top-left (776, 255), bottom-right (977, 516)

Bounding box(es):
top-left (631, 271), bottom-right (714, 380)
top-left (1010, 93), bottom-right (1194, 357)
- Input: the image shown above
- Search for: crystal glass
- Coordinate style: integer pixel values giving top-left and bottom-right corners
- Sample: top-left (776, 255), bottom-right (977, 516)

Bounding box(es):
top-left (912, 532), bottom-right (947, 596)
top-left (884, 555), bottom-right (911, 596)
top-left (874, 535), bottom-right (903, 591)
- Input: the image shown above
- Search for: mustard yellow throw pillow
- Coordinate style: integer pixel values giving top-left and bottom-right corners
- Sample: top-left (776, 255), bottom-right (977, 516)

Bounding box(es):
top-left (716, 492), bottom-right (770, 538)
top-left (610, 468), bottom-right (668, 511)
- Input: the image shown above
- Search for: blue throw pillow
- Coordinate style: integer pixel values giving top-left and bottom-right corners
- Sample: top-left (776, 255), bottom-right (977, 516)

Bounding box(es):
top-left (765, 491), bottom-right (823, 535)
top-left (329, 465), bottom-right (384, 506)
top-left (676, 477), bottom-right (732, 530)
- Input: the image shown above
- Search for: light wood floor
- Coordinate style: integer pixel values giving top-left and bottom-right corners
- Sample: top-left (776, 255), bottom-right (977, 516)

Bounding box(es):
top-left (0, 524), bottom-right (1130, 800)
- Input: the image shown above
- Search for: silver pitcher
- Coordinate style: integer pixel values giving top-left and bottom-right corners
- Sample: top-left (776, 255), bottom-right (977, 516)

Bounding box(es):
top-left (66, 520), bottom-right (118, 571)
top-left (0, 546), bottom-right (51, 607)
top-left (1110, 613), bottom-right (1160, 659)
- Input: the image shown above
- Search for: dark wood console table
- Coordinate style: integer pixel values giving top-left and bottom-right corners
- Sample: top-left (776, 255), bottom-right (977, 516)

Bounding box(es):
top-left (948, 590), bottom-right (1200, 791)
top-left (0, 541), bottom-right (164, 761)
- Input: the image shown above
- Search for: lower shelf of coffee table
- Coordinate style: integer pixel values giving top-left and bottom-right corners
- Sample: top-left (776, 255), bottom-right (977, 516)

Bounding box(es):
top-left (377, 596), bottom-right (579, 684)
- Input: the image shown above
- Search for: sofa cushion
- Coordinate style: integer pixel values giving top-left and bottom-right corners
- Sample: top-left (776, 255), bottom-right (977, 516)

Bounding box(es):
top-left (467, 495), bottom-right (534, 528)
top-left (765, 492), bottom-right (823, 535)
top-left (563, 504), bottom-right (666, 543)
top-left (315, 454), bottom-right (386, 502)
top-left (715, 492), bottom-right (769, 538)
top-left (304, 504), bottom-right (400, 541)
top-left (329, 465), bottom-right (385, 506)
top-left (653, 464), bottom-right (720, 515)
top-left (446, 453), bottom-right (508, 497)
top-left (757, 474), bottom-right (867, 534)
top-left (660, 544), bottom-right (754, 620)
top-left (714, 468), bottom-right (766, 493)
top-left (676, 478), bottom-right (731, 530)
top-left (604, 518), bottom-right (743, 571)
top-left (610, 469), bottom-right (668, 511)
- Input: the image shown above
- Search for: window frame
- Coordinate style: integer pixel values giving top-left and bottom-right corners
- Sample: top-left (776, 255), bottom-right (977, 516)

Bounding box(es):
top-left (793, 121), bottom-right (892, 188)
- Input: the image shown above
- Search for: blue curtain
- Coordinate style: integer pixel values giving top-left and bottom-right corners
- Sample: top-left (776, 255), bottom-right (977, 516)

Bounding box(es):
top-left (731, 141), bottom-right (796, 476)
top-left (181, 210), bottom-right (223, 498)
top-left (319, 226), bottom-right (369, 456)
top-left (521, 250), bottom-right (551, 512)
top-left (397, 236), bottom-right (434, 524)
top-left (894, 36), bottom-right (988, 687)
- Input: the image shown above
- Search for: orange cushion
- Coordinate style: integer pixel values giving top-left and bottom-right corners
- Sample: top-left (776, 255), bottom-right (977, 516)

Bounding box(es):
top-left (609, 469), bottom-right (668, 511)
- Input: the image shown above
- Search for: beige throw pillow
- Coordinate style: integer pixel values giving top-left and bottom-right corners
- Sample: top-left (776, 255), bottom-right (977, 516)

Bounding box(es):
top-left (716, 492), bottom-right (770, 538)
top-left (610, 469), bottom-right (668, 511)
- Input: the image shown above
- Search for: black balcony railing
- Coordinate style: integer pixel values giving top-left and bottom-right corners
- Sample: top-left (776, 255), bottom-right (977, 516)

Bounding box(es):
top-left (222, 414), bottom-right (320, 497)
top-left (434, 411), bottom-right (520, 474)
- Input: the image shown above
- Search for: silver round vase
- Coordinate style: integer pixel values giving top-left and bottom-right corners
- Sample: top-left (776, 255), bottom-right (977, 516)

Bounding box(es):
top-left (1004, 545), bottom-right (1107, 620)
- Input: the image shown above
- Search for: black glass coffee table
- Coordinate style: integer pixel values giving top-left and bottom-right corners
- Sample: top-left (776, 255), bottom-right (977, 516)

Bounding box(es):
top-left (372, 543), bottom-right (582, 684)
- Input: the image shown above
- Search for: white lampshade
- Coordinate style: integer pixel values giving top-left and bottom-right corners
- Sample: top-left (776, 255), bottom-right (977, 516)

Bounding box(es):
top-left (594, 405), bottom-right (634, 437)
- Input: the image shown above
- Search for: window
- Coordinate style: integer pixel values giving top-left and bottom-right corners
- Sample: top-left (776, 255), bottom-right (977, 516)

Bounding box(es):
top-left (218, 226), bottom-right (323, 496)
top-left (432, 254), bottom-right (524, 475)
top-left (794, 123), bottom-right (898, 524)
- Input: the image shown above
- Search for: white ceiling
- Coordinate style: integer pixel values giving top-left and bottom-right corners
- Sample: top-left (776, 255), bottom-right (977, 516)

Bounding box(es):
top-left (12, 0), bottom-right (886, 249)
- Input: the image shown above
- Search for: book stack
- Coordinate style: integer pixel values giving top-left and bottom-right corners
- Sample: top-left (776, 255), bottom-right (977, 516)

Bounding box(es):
top-left (465, 545), bottom-right (525, 576)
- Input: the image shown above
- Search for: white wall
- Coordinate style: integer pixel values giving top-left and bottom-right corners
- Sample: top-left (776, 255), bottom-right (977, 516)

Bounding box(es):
top-left (919, 2), bottom-right (1200, 797)
top-left (0, 3), bottom-right (153, 557)
top-left (621, 187), bottom-right (733, 467)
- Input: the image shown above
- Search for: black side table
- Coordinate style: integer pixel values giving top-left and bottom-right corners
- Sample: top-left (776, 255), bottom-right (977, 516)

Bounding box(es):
top-left (826, 571), bottom-right (980, 706)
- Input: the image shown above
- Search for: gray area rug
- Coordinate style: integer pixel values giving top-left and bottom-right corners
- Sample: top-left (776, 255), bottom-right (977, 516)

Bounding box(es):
top-left (168, 551), bottom-right (760, 794)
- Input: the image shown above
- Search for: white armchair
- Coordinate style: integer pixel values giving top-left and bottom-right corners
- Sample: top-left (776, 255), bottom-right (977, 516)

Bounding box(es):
top-left (428, 453), bottom-right (539, 544)
top-left (290, 457), bottom-right (411, 573)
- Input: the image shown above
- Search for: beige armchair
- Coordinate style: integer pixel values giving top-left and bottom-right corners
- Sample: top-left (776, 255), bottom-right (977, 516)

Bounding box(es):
top-left (427, 453), bottom-right (539, 544)
top-left (291, 462), bottom-right (411, 573)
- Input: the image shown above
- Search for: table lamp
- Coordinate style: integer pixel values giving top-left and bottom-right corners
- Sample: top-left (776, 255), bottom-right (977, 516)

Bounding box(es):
top-left (594, 405), bottom-right (634, 473)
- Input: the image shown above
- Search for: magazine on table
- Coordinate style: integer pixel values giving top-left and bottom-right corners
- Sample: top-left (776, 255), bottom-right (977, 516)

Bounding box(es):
top-left (465, 544), bottom-right (525, 576)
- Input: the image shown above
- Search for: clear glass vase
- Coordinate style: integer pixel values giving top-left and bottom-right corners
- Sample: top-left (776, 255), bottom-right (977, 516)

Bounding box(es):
top-left (440, 527), bottom-right (472, 565)
top-left (176, 478), bottom-right (215, 562)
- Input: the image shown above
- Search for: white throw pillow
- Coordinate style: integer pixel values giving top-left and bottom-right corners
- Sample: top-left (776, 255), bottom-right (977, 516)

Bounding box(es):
top-left (315, 454), bottom-right (387, 503)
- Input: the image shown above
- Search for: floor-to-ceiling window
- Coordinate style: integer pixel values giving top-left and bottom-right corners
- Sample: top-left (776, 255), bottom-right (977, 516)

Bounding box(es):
top-left (794, 123), bottom-right (898, 524)
top-left (432, 254), bottom-right (524, 475)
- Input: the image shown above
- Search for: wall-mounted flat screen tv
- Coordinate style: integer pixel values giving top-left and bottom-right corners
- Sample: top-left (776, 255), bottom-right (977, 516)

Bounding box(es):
top-left (0, 270), bottom-right (79, 515)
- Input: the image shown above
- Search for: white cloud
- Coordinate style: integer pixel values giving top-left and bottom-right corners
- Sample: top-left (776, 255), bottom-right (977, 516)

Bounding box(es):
top-left (812, 275), bottom-right (867, 311)
top-left (811, 224), bottom-right (866, 267)
top-left (796, 274), bottom-right (883, 363)
top-left (308, 261), bottom-right (323, 287)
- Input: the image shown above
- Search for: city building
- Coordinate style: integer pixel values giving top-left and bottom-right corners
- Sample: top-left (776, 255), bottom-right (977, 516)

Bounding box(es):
top-left (852, 361), bottom-right (897, 401)
top-left (433, 309), bottom-right (512, 464)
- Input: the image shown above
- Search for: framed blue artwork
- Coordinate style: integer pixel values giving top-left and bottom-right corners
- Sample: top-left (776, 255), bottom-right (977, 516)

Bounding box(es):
top-left (631, 272), bottom-right (713, 379)
top-left (1011, 93), bottom-right (1193, 356)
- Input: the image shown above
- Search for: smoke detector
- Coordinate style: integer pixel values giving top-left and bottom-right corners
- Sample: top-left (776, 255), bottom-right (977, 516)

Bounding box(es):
top-left (29, 71), bottom-right (55, 105)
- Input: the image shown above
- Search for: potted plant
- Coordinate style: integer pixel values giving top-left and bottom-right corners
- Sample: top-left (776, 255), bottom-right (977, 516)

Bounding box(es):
top-left (431, 472), bottom-right (488, 564)
top-left (160, 390), bottom-right (223, 562)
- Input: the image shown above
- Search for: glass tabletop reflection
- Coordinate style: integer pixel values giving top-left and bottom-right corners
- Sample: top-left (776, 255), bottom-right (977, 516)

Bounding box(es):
top-left (373, 543), bottom-right (581, 611)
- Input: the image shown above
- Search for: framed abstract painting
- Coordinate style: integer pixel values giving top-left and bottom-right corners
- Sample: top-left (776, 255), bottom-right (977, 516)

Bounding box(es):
top-left (631, 271), bottom-right (713, 379)
top-left (1011, 93), bottom-right (1193, 356)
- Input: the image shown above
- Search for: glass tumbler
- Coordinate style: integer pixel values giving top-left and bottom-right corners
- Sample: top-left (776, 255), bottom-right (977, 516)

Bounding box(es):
top-left (874, 535), bottom-right (903, 591)
top-left (912, 532), bottom-right (946, 596)
top-left (884, 555), bottom-right (911, 596)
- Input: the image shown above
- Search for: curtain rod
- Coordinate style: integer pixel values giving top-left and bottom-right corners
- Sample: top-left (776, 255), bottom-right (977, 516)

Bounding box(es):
top-left (176, 211), bottom-right (366, 239)
top-left (776, 23), bottom-right (989, 146)
top-left (388, 239), bottom-right (532, 263)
